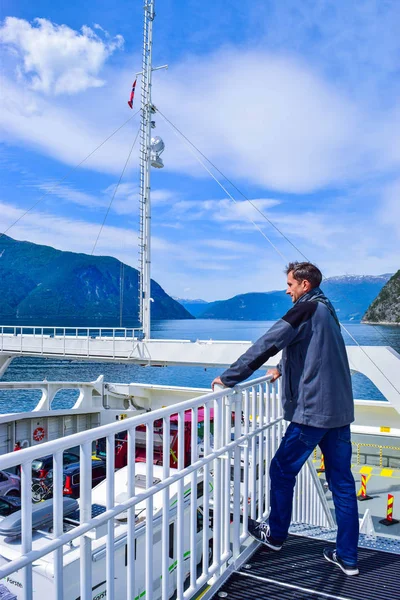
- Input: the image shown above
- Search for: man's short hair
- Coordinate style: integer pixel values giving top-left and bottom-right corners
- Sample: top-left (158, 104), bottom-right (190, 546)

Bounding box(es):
top-left (285, 262), bottom-right (322, 288)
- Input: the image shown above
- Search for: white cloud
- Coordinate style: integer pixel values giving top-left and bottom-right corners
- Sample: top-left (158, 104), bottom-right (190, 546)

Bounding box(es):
top-left (0, 74), bottom-right (139, 174)
top-left (31, 180), bottom-right (140, 215)
top-left (0, 200), bottom-right (135, 259)
top-left (201, 239), bottom-right (257, 253)
top-left (0, 17), bottom-right (123, 95)
top-left (155, 51), bottom-right (365, 192)
top-left (101, 184), bottom-right (175, 215)
top-left (151, 189), bottom-right (178, 204)
top-left (0, 193), bottom-right (396, 303)
top-left (1, 35), bottom-right (399, 195)
top-left (0, 10), bottom-right (398, 300)
top-left (170, 198), bottom-right (281, 223)
top-left (102, 182), bottom-right (138, 215)
top-left (36, 182), bottom-right (107, 209)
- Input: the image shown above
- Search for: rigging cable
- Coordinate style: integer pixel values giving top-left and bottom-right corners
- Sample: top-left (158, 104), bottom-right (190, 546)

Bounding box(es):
top-left (156, 107), bottom-right (308, 262)
top-left (91, 126), bottom-right (140, 255)
top-left (156, 108), bottom-right (400, 397)
top-left (156, 110), bottom-right (288, 262)
top-left (156, 107), bottom-right (394, 346)
top-left (0, 110), bottom-right (140, 241)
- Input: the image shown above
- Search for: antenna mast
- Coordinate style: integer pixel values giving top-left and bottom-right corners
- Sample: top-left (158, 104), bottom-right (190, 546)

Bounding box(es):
top-left (138, 0), bottom-right (155, 339)
top-left (138, 1), bottom-right (166, 339)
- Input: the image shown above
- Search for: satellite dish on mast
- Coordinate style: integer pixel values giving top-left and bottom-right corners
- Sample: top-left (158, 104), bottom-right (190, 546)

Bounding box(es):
top-left (150, 136), bottom-right (165, 168)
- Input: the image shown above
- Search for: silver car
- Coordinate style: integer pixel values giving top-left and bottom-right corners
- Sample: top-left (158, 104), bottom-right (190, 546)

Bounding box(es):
top-left (0, 470), bottom-right (20, 496)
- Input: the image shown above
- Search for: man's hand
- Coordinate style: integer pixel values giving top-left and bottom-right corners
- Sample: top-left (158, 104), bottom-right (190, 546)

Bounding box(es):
top-left (211, 376), bottom-right (226, 391)
top-left (267, 368), bottom-right (281, 382)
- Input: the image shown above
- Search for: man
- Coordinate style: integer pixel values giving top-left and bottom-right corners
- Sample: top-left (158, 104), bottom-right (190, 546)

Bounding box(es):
top-left (212, 262), bottom-right (359, 576)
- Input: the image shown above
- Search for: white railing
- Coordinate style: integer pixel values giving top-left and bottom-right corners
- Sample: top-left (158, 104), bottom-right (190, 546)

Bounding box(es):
top-left (2, 329), bottom-right (400, 412)
top-left (0, 375), bottom-right (333, 600)
top-left (0, 325), bottom-right (142, 360)
top-left (0, 376), bottom-right (104, 412)
top-left (0, 325), bottom-right (141, 339)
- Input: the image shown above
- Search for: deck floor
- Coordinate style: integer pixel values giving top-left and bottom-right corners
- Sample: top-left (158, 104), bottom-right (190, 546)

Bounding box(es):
top-left (210, 535), bottom-right (400, 600)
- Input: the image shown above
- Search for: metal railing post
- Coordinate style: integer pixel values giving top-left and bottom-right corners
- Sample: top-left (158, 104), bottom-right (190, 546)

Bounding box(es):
top-left (176, 410), bottom-right (185, 599)
top-left (80, 441), bottom-right (92, 600)
top-left (53, 450), bottom-right (64, 600)
top-left (145, 421), bottom-right (154, 600)
top-left (232, 391), bottom-right (242, 561)
top-left (21, 461), bottom-right (33, 600)
top-left (106, 434), bottom-right (115, 600)
top-left (127, 428), bottom-right (136, 600)
top-left (161, 415), bottom-right (170, 600)
top-left (189, 406), bottom-right (198, 590)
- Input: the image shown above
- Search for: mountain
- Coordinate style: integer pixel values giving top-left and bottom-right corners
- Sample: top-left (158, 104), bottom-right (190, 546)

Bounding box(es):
top-left (198, 274), bottom-right (393, 321)
top-left (320, 274), bottom-right (393, 321)
top-left (199, 291), bottom-right (291, 320)
top-left (0, 235), bottom-right (193, 326)
top-left (362, 270), bottom-right (400, 324)
top-left (174, 298), bottom-right (209, 318)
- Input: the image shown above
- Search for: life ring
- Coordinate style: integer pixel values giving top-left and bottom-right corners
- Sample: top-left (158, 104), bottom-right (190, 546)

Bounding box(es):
top-left (20, 439), bottom-right (30, 449)
top-left (33, 427), bottom-right (45, 442)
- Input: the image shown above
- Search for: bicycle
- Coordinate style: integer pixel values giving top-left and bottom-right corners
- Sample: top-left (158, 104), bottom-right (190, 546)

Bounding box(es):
top-left (31, 479), bottom-right (53, 503)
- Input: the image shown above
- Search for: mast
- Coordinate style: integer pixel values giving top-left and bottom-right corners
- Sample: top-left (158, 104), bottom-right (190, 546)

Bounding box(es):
top-left (138, 0), bottom-right (155, 339)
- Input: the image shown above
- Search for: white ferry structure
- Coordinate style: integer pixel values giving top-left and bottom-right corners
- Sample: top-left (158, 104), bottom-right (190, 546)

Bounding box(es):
top-left (0, 1), bottom-right (399, 599)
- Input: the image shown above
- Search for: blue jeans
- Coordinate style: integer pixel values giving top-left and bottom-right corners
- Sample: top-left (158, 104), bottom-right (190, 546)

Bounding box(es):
top-left (269, 422), bottom-right (359, 566)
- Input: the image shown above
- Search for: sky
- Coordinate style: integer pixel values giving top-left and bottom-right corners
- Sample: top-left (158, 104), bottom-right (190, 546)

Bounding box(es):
top-left (0, 1), bottom-right (399, 302)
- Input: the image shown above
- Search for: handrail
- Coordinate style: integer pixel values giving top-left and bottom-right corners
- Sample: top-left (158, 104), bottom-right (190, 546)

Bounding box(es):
top-left (0, 377), bottom-right (269, 469)
top-left (0, 325), bottom-right (141, 337)
top-left (0, 374), bottom-right (333, 600)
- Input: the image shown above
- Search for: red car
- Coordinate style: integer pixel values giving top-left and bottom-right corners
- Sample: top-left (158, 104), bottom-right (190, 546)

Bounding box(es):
top-left (62, 460), bottom-right (107, 498)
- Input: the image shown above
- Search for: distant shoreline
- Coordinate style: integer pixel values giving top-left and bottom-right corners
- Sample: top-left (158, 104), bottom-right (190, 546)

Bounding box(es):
top-left (361, 321), bottom-right (400, 326)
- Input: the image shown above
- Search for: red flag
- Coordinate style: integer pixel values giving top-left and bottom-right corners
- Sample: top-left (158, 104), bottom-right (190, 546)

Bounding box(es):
top-left (127, 79), bottom-right (137, 109)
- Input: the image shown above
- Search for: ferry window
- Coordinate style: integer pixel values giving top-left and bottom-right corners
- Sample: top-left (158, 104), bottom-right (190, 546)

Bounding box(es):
top-left (197, 482), bottom-right (204, 498)
top-left (124, 540), bottom-right (137, 566)
top-left (64, 452), bottom-right (79, 464)
top-left (197, 509), bottom-right (203, 533)
top-left (92, 466), bottom-right (106, 478)
top-left (230, 466), bottom-right (245, 483)
top-left (169, 523), bottom-right (174, 559)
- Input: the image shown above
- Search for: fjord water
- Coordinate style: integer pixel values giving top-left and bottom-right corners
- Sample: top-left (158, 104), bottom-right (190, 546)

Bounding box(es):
top-left (0, 320), bottom-right (399, 413)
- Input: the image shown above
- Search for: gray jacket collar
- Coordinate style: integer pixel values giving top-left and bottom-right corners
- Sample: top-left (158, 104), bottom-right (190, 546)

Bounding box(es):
top-left (295, 287), bottom-right (340, 327)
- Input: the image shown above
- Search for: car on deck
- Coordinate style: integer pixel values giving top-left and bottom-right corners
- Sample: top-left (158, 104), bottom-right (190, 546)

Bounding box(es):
top-left (31, 451), bottom-right (80, 480)
top-left (0, 495), bottom-right (21, 517)
top-left (0, 470), bottom-right (20, 497)
top-left (42, 460), bottom-right (107, 499)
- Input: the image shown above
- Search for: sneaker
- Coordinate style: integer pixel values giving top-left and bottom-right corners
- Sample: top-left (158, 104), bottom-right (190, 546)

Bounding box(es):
top-left (247, 518), bottom-right (283, 551)
top-left (323, 548), bottom-right (359, 576)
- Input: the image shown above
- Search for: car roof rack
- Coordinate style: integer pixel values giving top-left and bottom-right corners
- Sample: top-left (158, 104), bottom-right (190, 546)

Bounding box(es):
top-left (0, 498), bottom-right (78, 537)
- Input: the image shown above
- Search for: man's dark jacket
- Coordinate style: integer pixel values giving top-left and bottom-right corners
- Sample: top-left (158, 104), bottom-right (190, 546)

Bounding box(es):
top-left (220, 287), bottom-right (354, 428)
